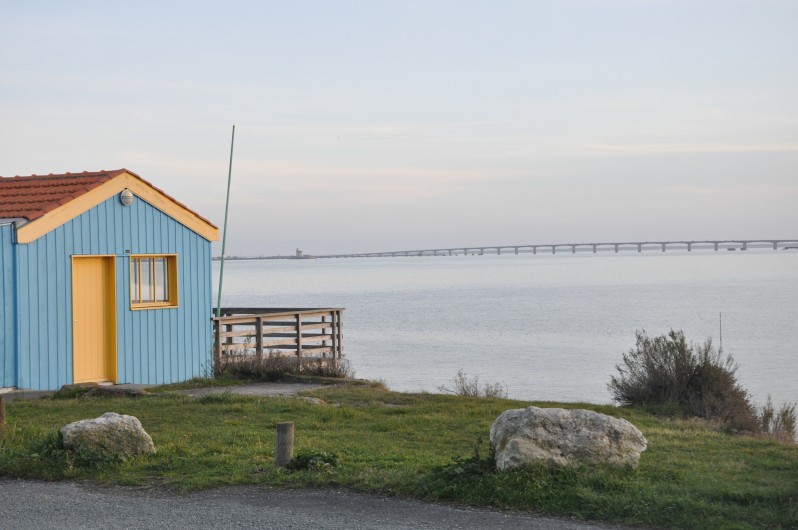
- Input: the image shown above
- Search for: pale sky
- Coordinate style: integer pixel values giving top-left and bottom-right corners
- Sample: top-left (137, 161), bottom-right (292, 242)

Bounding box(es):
top-left (2, 1), bottom-right (796, 255)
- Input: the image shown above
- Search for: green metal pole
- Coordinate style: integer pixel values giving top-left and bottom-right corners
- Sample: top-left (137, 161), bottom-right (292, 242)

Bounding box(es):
top-left (216, 125), bottom-right (235, 318)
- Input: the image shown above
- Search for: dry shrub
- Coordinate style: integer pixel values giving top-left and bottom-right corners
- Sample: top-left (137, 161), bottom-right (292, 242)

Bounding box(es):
top-left (215, 352), bottom-right (353, 381)
top-left (758, 396), bottom-right (797, 444)
top-left (439, 369), bottom-right (508, 399)
top-left (609, 330), bottom-right (760, 433)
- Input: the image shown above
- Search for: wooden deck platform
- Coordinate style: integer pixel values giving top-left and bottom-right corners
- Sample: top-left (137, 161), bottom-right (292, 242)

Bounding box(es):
top-left (212, 307), bottom-right (344, 369)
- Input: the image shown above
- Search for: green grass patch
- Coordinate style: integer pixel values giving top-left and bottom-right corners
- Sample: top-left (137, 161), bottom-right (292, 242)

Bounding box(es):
top-left (1, 385), bottom-right (796, 528)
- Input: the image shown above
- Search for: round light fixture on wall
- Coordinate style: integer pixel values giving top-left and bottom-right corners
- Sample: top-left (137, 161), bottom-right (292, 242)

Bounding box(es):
top-left (120, 188), bottom-right (135, 206)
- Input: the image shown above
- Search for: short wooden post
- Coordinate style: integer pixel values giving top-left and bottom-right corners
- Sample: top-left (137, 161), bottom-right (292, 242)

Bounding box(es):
top-left (275, 422), bottom-right (295, 467)
top-left (0, 395), bottom-right (6, 430)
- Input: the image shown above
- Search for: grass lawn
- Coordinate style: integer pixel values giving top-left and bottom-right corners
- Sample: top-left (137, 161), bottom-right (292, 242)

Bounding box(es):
top-left (1, 383), bottom-right (796, 529)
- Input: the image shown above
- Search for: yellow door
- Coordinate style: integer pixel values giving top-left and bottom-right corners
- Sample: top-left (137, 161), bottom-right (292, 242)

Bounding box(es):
top-left (72, 256), bottom-right (117, 384)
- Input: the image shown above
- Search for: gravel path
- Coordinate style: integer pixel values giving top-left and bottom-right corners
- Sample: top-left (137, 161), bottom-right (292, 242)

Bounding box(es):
top-left (0, 479), bottom-right (630, 529)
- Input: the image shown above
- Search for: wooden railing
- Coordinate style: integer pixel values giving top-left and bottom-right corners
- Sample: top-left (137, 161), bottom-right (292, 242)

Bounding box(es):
top-left (212, 308), bottom-right (344, 368)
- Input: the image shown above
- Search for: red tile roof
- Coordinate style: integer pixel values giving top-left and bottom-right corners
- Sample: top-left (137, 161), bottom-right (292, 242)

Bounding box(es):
top-left (0, 170), bottom-right (125, 221)
top-left (0, 169), bottom-right (216, 228)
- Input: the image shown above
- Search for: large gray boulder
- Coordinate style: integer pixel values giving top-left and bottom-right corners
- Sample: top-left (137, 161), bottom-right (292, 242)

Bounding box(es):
top-left (490, 407), bottom-right (646, 471)
top-left (60, 412), bottom-right (155, 459)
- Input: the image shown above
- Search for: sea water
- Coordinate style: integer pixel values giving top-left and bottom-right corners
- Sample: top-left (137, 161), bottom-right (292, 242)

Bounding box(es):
top-left (213, 250), bottom-right (798, 405)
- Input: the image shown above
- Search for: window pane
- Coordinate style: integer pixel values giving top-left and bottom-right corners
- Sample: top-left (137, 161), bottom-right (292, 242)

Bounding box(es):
top-left (130, 255), bottom-right (175, 306)
top-left (155, 258), bottom-right (168, 302)
top-left (130, 258), bottom-right (140, 303)
top-left (163, 258), bottom-right (170, 301)
top-left (141, 258), bottom-right (155, 302)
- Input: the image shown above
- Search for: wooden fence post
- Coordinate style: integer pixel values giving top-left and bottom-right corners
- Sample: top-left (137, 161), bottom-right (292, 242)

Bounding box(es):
top-left (255, 316), bottom-right (263, 360)
top-left (321, 315), bottom-right (328, 358)
top-left (336, 310), bottom-right (343, 364)
top-left (224, 323), bottom-right (233, 350)
top-left (275, 422), bottom-right (295, 467)
top-left (330, 312), bottom-right (337, 363)
top-left (295, 313), bottom-right (303, 372)
top-left (213, 319), bottom-right (222, 368)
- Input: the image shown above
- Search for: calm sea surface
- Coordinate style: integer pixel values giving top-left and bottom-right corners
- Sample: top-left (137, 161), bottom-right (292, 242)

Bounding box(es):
top-left (212, 251), bottom-right (798, 406)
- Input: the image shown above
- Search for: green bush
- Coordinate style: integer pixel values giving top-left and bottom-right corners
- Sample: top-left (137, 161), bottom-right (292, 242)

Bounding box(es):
top-left (287, 451), bottom-right (339, 471)
top-left (433, 436), bottom-right (496, 481)
top-left (609, 330), bottom-right (760, 432)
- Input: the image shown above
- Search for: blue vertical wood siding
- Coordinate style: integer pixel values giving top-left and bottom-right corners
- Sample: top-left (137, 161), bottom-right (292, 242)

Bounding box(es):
top-left (13, 195), bottom-right (212, 390)
top-left (0, 224), bottom-right (17, 388)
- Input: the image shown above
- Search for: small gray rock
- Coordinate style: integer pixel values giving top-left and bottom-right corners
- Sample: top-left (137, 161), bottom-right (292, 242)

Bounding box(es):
top-left (60, 412), bottom-right (156, 459)
top-left (490, 406), bottom-right (647, 471)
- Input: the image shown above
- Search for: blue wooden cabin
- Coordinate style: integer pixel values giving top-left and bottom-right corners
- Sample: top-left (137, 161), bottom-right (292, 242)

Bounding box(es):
top-left (0, 169), bottom-right (219, 390)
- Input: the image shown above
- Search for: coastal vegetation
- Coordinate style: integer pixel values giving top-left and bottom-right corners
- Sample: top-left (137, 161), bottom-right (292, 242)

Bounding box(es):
top-left (609, 330), bottom-right (797, 442)
top-left (437, 369), bottom-right (508, 399)
top-left (214, 353), bottom-right (355, 381)
top-left (1, 382), bottom-right (797, 529)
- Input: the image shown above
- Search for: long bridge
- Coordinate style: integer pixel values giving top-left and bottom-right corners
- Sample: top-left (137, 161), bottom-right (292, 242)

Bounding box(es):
top-left (316, 239), bottom-right (798, 259)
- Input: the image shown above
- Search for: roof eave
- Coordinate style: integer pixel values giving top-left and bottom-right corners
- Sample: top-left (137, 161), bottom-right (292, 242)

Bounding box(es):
top-left (15, 171), bottom-right (219, 243)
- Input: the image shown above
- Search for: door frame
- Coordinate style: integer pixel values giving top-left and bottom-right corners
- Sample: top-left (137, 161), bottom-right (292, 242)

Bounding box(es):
top-left (71, 255), bottom-right (118, 384)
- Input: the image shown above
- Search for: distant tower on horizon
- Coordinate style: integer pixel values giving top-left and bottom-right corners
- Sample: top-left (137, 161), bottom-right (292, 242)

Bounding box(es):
top-left (296, 248), bottom-right (304, 258)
